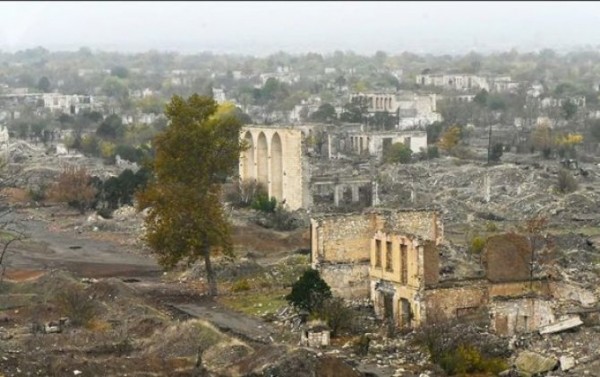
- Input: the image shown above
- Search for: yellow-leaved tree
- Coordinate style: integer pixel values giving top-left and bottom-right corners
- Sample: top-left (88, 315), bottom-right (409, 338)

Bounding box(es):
top-left (437, 126), bottom-right (462, 152)
top-left (136, 95), bottom-right (246, 296)
top-left (555, 132), bottom-right (583, 158)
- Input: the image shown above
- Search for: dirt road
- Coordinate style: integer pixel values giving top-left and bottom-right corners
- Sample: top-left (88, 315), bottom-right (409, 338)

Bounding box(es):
top-left (3, 206), bottom-right (162, 278)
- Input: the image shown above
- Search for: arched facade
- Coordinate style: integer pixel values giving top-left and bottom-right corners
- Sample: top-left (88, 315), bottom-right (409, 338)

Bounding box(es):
top-left (239, 126), bottom-right (309, 210)
top-left (270, 133), bottom-right (283, 200)
top-left (256, 132), bottom-right (268, 188)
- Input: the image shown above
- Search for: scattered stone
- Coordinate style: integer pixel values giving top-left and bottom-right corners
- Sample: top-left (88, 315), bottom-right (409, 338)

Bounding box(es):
top-left (560, 355), bottom-right (575, 371)
top-left (515, 351), bottom-right (558, 375)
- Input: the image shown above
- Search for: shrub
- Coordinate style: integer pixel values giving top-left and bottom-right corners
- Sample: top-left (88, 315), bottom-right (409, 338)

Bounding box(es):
top-left (427, 145), bottom-right (439, 159)
top-left (383, 142), bottom-right (412, 164)
top-left (353, 335), bottom-right (371, 356)
top-left (489, 143), bottom-right (503, 162)
top-left (556, 168), bottom-right (578, 194)
top-left (485, 221), bottom-right (498, 232)
top-left (226, 179), bottom-right (265, 208)
top-left (415, 319), bottom-right (509, 376)
top-left (286, 269), bottom-right (332, 313)
top-left (27, 184), bottom-right (47, 202)
top-left (271, 205), bottom-right (302, 231)
top-left (47, 165), bottom-right (97, 213)
top-left (230, 278), bottom-right (251, 293)
top-left (54, 287), bottom-right (98, 327)
top-left (440, 344), bottom-right (508, 376)
top-left (469, 236), bottom-right (486, 254)
top-left (312, 297), bottom-right (355, 337)
top-left (251, 192), bottom-right (277, 213)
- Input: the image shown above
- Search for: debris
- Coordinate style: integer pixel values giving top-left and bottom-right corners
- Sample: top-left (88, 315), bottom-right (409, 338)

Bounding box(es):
top-left (538, 315), bottom-right (583, 335)
top-left (515, 351), bottom-right (558, 375)
top-left (560, 355), bottom-right (575, 371)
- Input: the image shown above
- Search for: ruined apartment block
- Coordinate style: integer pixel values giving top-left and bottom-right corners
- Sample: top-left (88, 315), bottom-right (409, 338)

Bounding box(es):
top-left (311, 211), bottom-right (567, 335)
top-left (239, 126), bottom-right (311, 210)
top-left (310, 209), bottom-right (443, 304)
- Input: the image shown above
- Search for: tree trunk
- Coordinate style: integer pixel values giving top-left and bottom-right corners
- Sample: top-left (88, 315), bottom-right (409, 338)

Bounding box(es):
top-left (203, 244), bottom-right (218, 296)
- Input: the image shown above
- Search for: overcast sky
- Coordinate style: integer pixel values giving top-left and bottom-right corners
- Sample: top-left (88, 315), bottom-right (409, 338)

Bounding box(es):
top-left (1, 1), bottom-right (600, 56)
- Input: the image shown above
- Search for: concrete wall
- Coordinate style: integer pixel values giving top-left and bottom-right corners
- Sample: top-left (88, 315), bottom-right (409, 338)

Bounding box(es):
top-left (239, 126), bottom-right (310, 210)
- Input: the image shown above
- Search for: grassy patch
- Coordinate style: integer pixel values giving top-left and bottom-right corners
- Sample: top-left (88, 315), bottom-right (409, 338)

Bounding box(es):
top-left (218, 289), bottom-right (288, 317)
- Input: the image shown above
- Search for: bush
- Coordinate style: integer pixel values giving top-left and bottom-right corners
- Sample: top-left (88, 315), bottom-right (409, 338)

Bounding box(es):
top-left (489, 143), bottom-right (503, 162)
top-left (312, 297), bottom-right (355, 337)
top-left (440, 344), bottom-right (508, 376)
top-left (286, 269), bottom-right (332, 313)
top-left (47, 165), bottom-right (97, 213)
top-left (383, 142), bottom-right (412, 164)
top-left (427, 145), bottom-right (439, 159)
top-left (485, 221), bottom-right (498, 232)
top-left (556, 168), bottom-right (578, 193)
top-left (226, 179), bottom-right (265, 208)
top-left (469, 236), bottom-right (486, 254)
top-left (230, 278), bottom-right (251, 293)
top-left (27, 184), bottom-right (47, 202)
top-left (353, 335), bottom-right (371, 356)
top-left (251, 192), bottom-right (277, 213)
top-left (415, 319), bottom-right (509, 376)
top-left (55, 287), bottom-right (98, 327)
top-left (271, 205), bottom-right (302, 231)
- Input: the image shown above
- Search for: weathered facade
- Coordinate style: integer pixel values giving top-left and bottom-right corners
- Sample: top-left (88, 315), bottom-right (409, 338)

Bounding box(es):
top-left (311, 210), bottom-right (561, 334)
top-left (310, 209), bottom-right (443, 301)
top-left (239, 126), bottom-right (311, 210)
top-left (347, 130), bottom-right (428, 159)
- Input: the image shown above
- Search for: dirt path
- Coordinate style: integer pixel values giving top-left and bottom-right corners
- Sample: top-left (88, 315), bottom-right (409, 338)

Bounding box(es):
top-left (2, 205), bottom-right (286, 351)
top-left (3, 207), bottom-right (162, 278)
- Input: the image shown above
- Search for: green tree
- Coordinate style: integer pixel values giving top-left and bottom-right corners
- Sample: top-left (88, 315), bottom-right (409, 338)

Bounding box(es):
top-left (489, 143), bottom-right (504, 162)
top-left (110, 65), bottom-right (129, 79)
top-left (136, 95), bottom-right (245, 296)
top-left (102, 76), bottom-right (129, 100)
top-left (286, 269), bottom-right (332, 313)
top-left (96, 114), bottom-right (125, 140)
top-left (561, 99), bottom-right (577, 120)
top-left (384, 142), bottom-right (413, 164)
top-left (37, 76), bottom-right (51, 93)
top-left (310, 103), bottom-right (337, 123)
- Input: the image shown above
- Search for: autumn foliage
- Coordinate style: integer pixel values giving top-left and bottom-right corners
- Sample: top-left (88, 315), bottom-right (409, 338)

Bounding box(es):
top-left (48, 165), bottom-right (97, 213)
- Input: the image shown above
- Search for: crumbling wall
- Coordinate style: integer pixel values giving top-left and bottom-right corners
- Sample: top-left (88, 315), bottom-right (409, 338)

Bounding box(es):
top-left (483, 233), bottom-right (532, 282)
top-left (311, 213), bottom-right (375, 299)
top-left (423, 241), bottom-right (439, 286)
top-left (380, 210), bottom-right (443, 244)
top-left (490, 298), bottom-right (555, 336)
top-left (311, 214), bottom-right (375, 263)
top-left (424, 284), bottom-right (488, 323)
top-left (488, 280), bottom-right (550, 298)
top-left (318, 263), bottom-right (370, 299)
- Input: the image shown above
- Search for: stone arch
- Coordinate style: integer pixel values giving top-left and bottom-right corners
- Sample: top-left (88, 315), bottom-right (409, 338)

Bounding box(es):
top-left (271, 132), bottom-right (283, 201)
top-left (256, 132), bottom-right (268, 189)
top-left (242, 131), bottom-right (255, 180)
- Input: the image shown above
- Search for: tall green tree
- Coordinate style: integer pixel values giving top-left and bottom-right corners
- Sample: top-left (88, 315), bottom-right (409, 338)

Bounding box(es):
top-left (136, 95), bottom-right (245, 296)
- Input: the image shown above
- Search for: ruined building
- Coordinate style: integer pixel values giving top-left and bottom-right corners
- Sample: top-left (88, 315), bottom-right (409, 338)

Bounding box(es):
top-left (239, 126), bottom-right (311, 210)
top-left (311, 210), bottom-right (569, 335)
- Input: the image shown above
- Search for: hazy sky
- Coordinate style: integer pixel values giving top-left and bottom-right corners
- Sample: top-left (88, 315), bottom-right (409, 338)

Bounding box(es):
top-left (1, 1), bottom-right (600, 56)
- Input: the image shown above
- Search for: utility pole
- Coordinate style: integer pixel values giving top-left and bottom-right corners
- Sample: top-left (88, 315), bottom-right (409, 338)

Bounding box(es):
top-left (487, 113), bottom-right (493, 165)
